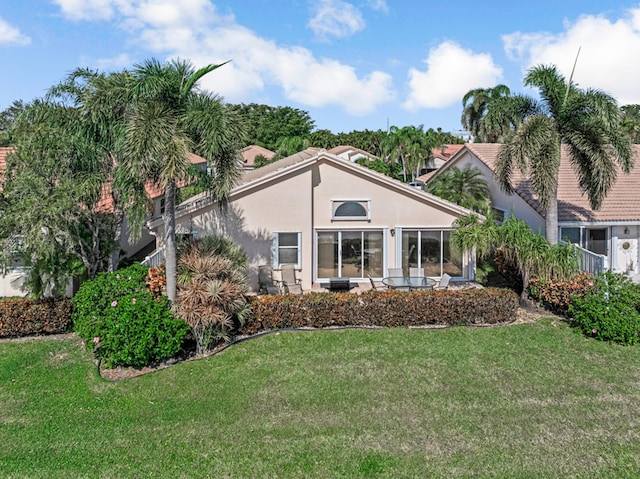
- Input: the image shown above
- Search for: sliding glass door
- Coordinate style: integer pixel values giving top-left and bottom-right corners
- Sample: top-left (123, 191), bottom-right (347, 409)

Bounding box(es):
top-left (401, 230), bottom-right (463, 277)
top-left (317, 230), bottom-right (384, 279)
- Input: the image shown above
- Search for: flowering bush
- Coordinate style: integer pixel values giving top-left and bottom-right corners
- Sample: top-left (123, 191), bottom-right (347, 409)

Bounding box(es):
top-left (570, 272), bottom-right (640, 345)
top-left (72, 263), bottom-right (189, 368)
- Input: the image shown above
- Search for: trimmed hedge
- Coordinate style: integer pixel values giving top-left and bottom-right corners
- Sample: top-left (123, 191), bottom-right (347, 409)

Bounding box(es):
top-left (529, 272), bottom-right (594, 317)
top-left (241, 288), bottom-right (519, 335)
top-left (0, 298), bottom-right (73, 338)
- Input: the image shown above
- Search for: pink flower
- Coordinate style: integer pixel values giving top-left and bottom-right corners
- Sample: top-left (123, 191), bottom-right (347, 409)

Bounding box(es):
top-left (81, 340), bottom-right (85, 347)
top-left (93, 337), bottom-right (100, 344)
top-left (588, 282), bottom-right (594, 286)
top-left (592, 329), bottom-right (597, 334)
top-left (132, 298), bottom-right (137, 305)
top-left (111, 301), bottom-right (117, 307)
top-left (116, 274), bottom-right (120, 279)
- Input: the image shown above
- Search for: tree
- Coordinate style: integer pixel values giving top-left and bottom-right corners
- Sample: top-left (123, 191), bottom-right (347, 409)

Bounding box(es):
top-left (461, 85), bottom-right (511, 142)
top-left (0, 99), bottom-right (116, 296)
top-left (427, 165), bottom-right (490, 212)
top-left (496, 64), bottom-right (633, 244)
top-left (0, 100), bottom-right (25, 146)
top-left (119, 58), bottom-right (246, 301)
top-left (621, 104), bottom-right (640, 143)
top-left (272, 135), bottom-right (311, 160)
top-left (381, 125), bottom-right (441, 182)
top-left (231, 103), bottom-right (314, 150)
top-left (451, 214), bottom-right (577, 301)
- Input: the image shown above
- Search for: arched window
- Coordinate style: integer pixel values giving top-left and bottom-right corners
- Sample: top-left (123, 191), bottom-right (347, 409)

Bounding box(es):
top-left (331, 200), bottom-right (370, 220)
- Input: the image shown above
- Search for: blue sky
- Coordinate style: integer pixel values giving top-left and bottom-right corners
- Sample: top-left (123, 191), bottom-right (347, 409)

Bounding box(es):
top-left (2, 1), bottom-right (640, 134)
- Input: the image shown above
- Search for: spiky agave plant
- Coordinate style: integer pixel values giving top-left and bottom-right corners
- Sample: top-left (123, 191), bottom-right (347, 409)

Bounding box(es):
top-left (173, 240), bottom-right (250, 354)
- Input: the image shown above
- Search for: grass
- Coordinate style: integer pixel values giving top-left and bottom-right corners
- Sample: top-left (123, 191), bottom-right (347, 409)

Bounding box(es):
top-left (2, 318), bottom-right (640, 478)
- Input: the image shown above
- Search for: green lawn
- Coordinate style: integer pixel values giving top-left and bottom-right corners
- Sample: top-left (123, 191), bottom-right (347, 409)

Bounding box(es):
top-left (2, 319), bottom-right (640, 478)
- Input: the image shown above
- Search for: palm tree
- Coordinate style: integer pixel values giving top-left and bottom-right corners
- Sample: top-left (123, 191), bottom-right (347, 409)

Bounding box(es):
top-left (427, 165), bottom-right (490, 212)
top-left (381, 125), bottom-right (439, 182)
top-left (119, 58), bottom-right (246, 301)
top-left (496, 64), bottom-right (633, 244)
top-left (461, 85), bottom-right (511, 142)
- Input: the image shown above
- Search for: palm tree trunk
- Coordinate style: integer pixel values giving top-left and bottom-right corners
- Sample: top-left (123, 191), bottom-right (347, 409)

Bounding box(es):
top-left (545, 185), bottom-right (559, 245)
top-left (163, 182), bottom-right (177, 302)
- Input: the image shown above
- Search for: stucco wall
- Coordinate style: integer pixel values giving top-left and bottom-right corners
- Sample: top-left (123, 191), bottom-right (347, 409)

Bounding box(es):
top-left (451, 152), bottom-right (545, 233)
top-left (157, 158), bottom-right (471, 292)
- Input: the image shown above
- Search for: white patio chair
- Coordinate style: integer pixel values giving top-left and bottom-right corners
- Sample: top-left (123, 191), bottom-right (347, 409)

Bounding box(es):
top-left (434, 273), bottom-right (451, 290)
top-left (410, 267), bottom-right (424, 277)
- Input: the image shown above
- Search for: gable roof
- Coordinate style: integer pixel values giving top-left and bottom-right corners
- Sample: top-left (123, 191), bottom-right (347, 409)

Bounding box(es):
top-left (240, 145), bottom-right (275, 168)
top-left (159, 147), bottom-right (474, 227)
top-left (449, 143), bottom-right (640, 223)
top-left (327, 145), bottom-right (376, 162)
top-left (415, 144), bottom-right (466, 183)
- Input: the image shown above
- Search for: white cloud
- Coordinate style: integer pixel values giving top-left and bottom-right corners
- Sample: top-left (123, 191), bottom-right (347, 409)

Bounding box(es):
top-left (0, 17), bottom-right (31, 45)
top-left (503, 7), bottom-right (640, 105)
top-left (53, 0), bottom-right (395, 115)
top-left (53, 0), bottom-right (121, 21)
top-left (307, 0), bottom-right (366, 41)
top-left (367, 0), bottom-right (389, 14)
top-left (403, 41), bottom-right (503, 110)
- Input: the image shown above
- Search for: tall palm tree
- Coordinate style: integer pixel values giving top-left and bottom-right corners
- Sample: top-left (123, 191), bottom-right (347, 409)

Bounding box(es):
top-left (496, 64), bottom-right (633, 244)
top-left (381, 125), bottom-right (439, 182)
top-left (427, 165), bottom-right (490, 212)
top-left (120, 58), bottom-right (246, 301)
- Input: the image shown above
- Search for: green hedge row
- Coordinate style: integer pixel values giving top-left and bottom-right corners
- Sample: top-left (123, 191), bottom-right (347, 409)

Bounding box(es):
top-left (242, 288), bottom-right (519, 335)
top-left (0, 298), bottom-right (73, 338)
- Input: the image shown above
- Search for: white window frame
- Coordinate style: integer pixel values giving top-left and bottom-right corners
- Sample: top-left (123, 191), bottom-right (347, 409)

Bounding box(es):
top-left (273, 232), bottom-right (302, 269)
top-left (396, 228), bottom-right (465, 279)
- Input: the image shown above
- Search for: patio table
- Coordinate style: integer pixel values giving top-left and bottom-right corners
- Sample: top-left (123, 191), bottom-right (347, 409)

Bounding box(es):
top-left (381, 276), bottom-right (436, 291)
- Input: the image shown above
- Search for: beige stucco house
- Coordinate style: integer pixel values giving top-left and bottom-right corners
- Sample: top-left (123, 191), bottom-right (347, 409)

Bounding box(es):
top-left (147, 148), bottom-right (476, 292)
top-left (428, 143), bottom-right (640, 276)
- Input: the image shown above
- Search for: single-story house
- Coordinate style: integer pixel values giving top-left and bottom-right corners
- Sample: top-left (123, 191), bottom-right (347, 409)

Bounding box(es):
top-left (427, 143), bottom-right (640, 275)
top-left (147, 147), bottom-right (477, 292)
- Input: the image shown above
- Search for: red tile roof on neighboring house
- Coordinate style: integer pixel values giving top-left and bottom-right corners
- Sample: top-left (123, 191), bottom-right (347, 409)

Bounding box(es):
top-left (0, 147), bottom-right (16, 192)
top-left (432, 144), bottom-right (464, 160)
top-left (327, 145), bottom-right (376, 161)
top-left (465, 143), bottom-right (640, 223)
top-left (240, 145), bottom-right (275, 168)
top-left (416, 144), bottom-right (466, 183)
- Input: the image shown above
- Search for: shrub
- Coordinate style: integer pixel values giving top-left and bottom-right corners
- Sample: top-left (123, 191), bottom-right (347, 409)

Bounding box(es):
top-left (146, 264), bottom-right (167, 300)
top-left (173, 236), bottom-right (250, 354)
top-left (242, 288), bottom-right (518, 335)
top-left (0, 298), bottom-right (73, 338)
top-left (570, 272), bottom-right (640, 345)
top-left (529, 271), bottom-right (594, 316)
top-left (72, 263), bottom-right (189, 368)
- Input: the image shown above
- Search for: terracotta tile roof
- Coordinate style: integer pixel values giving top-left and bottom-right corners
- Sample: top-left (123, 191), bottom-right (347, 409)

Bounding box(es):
top-left (0, 147), bottom-right (13, 192)
top-left (431, 144), bottom-right (464, 160)
top-left (327, 145), bottom-right (376, 161)
top-left (240, 145), bottom-right (275, 167)
top-left (239, 147), bottom-right (324, 185)
top-left (465, 143), bottom-right (640, 223)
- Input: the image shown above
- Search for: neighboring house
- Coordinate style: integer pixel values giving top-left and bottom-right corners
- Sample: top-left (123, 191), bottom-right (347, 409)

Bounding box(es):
top-left (240, 145), bottom-right (275, 170)
top-left (327, 145), bottom-right (377, 163)
top-left (427, 143), bottom-right (640, 275)
top-left (0, 147), bottom-right (208, 296)
top-left (147, 147), bottom-right (477, 292)
top-left (417, 144), bottom-right (465, 182)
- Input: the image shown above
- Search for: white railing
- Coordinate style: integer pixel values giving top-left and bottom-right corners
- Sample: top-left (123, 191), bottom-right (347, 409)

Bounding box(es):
top-left (564, 241), bottom-right (608, 276)
top-left (141, 247), bottom-right (165, 268)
